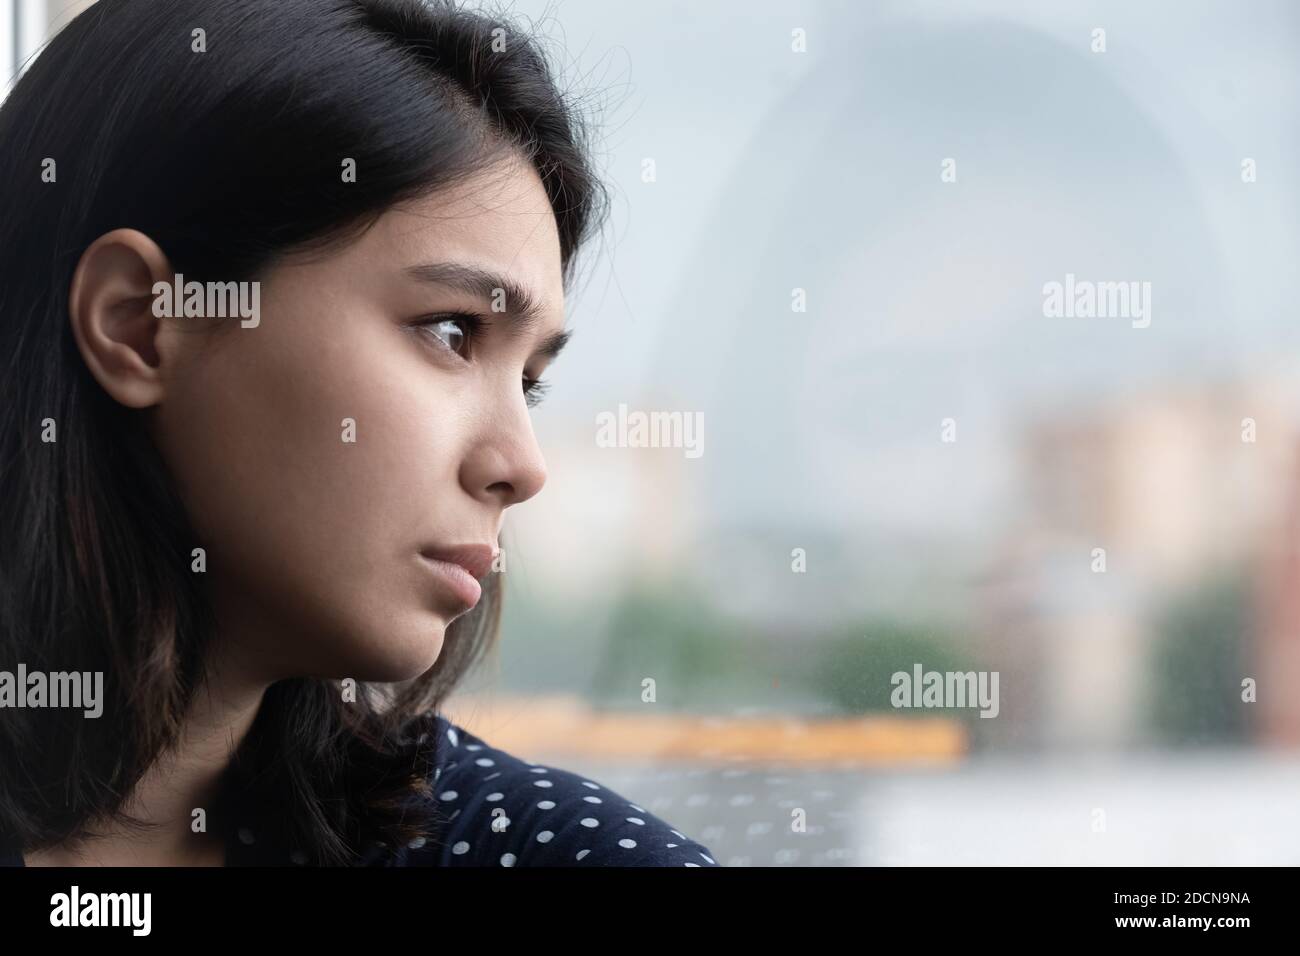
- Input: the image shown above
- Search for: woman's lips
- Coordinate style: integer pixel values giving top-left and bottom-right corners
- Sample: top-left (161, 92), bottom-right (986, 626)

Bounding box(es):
top-left (417, 544), bottom-right (495, 613)
top-left (418, 553), bottom-right (483, 611)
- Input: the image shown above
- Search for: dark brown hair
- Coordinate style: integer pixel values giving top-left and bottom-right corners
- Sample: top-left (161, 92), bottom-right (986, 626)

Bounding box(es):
top-left (0, 0), bottom-right (607, 864)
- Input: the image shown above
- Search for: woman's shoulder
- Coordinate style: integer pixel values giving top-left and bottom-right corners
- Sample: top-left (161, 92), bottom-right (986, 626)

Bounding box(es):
top-left (391, 712), bottom-right (721, 868)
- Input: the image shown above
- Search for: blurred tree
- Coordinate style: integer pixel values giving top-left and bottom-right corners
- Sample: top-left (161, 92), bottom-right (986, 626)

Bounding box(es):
top-left (585, 587), bottom-right (975, 718)
top-left (811, 619), bottom-right (969, 715)
top-left (589, 581), bottom-right (744, 708)
top-left (1148, 572), bottom-right (1254, 745)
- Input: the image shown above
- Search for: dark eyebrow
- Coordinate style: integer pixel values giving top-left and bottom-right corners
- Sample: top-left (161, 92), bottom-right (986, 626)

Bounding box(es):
top-left (404, 261), bottom-right (568, 362)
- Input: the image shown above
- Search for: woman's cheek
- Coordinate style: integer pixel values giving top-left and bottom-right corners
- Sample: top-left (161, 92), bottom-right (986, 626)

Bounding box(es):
top-left (154, 278), bottom-right (474, 676)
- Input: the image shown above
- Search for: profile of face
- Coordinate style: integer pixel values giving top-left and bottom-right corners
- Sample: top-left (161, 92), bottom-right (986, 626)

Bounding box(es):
top-left (68, 152), bottom-right (566, 685)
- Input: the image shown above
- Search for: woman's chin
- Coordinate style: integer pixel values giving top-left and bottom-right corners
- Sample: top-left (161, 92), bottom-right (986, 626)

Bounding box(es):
top-left (340, 619), bottom-right (448, 684)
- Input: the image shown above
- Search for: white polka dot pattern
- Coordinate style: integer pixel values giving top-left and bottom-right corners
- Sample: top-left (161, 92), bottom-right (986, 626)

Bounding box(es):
top-left (386, 714), bottom-right (723, 867)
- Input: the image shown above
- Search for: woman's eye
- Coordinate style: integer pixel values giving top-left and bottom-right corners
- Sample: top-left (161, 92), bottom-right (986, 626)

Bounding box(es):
top-left (414, 313), bottom-right (550, 408)
top-left (416, 314), bottom-right (476, 357)
top-left (428, 317), bottom-right (468, 355)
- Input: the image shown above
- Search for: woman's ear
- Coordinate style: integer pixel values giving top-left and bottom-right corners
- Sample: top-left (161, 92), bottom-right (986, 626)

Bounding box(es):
top-left (68, 228), bottom-right (176, 409)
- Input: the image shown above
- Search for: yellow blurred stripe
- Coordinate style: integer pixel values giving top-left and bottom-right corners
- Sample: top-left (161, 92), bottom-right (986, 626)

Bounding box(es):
top-left (441, 694), bottom-right (967, 765)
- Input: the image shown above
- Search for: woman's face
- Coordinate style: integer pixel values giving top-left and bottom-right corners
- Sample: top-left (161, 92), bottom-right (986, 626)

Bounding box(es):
top-left (79, 154), bottom-right (567, 684)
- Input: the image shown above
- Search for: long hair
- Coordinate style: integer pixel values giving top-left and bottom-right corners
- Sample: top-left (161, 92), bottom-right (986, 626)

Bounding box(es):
top-left (0, 0), bottom-right (607, 864)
